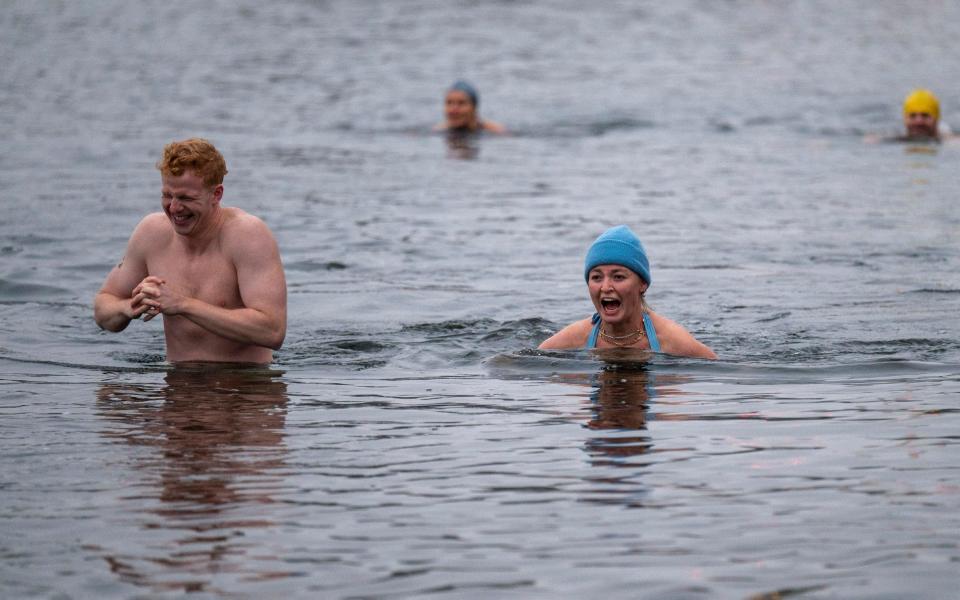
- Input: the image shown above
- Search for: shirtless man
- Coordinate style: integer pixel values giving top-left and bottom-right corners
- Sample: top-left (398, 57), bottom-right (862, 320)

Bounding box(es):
top-left (94, 138), bottom-right (287, 364)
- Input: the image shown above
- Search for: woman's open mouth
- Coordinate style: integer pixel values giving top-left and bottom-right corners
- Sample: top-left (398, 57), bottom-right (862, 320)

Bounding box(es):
top-left (600, 298), bottom-right (621, 313)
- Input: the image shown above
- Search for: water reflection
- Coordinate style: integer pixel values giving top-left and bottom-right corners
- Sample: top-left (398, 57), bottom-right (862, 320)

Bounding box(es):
top-left (94, 364), bottom-right (290, 593)
top-left (581, 366), bottom-right (655, 464)
top-left (573, 361), bottom-right (692, 463)
top-left (904, 143), bottom-right (938, 156)
top-left (444, 130), bottom-right (480, 160)
top-left (569, 362), bottom-right (696, 508)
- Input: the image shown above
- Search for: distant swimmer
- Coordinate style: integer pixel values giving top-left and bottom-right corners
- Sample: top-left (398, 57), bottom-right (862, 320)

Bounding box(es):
top-left (866, 88), bottom-right (953, 143)
top-left (902, 89), bottom-right (943, 140)
top-left (539, 225), bottom-right (717, 359)
top-left (433, 80), bottom-right (506, 134)
top-left (94, 138), bottom-right (287, 364)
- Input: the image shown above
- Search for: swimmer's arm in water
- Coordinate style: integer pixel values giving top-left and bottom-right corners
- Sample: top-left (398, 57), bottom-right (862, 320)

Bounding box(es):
top-left (93, 215), bottom-right (158, 332)
top-left (538, 319), bottom-right (591, 350)
top-left (481, 120), bottom-right (506, 134)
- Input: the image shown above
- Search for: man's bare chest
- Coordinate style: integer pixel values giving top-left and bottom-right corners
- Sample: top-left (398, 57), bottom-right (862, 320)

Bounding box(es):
top-left (148, 250), bottom-right (240, 306)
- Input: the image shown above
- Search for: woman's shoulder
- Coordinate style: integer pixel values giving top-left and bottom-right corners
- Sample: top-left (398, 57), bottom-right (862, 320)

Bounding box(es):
top-left (480, 119), bottom-right (506, 134)
top-left (646, 311), bottom-right (682, 333)
top-left (538, 317), bottom-right (593, 350)
top-left (647, 311), bottom-right (717, 359)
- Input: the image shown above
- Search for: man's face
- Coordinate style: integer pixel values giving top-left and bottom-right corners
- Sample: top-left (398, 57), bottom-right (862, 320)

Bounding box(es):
top-left (904, 111), bottom-right (938, 138)
top-left (160, 170), bottom-right (222, 236)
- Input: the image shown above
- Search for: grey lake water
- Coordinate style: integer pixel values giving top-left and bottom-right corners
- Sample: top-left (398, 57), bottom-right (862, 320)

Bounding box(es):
top-left (2, 1), bottom-right (960, 598)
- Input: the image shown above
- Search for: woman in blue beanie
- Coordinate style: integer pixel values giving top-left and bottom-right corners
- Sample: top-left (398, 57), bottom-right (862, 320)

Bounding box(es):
top-left (539, 225), bottom-right (716, 359)
top-left (433, 80), bottom-right (506, 134)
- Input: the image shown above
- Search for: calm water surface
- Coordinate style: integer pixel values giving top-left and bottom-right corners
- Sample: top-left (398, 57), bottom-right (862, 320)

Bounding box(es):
top-left (2, 1), bottom-right (959, 598)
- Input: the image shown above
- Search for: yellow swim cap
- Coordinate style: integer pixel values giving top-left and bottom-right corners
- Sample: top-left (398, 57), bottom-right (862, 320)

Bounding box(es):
top-left (903, 89), bottom-right (940, 120)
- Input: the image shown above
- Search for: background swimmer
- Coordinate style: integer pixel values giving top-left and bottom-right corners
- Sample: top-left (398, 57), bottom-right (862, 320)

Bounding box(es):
top-left (902, 89), bottom-right (941, 140)
top-left (434, 80), bottom-right (505, 134)
top-left (866, 88), bottom-right (953, 143)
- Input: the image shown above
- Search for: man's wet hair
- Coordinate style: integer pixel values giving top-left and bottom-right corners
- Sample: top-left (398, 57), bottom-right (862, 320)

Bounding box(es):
top-left (156, 138), bottom-right (228, 187)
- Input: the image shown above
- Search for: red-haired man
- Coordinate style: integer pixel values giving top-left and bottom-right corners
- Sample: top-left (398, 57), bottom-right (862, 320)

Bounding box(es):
top-left (94, 138), bottom-right (287, 364)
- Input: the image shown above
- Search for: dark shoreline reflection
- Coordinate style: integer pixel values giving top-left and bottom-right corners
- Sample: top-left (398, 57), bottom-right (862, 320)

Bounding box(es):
top-left (94, 363), bottom-right (291, 593)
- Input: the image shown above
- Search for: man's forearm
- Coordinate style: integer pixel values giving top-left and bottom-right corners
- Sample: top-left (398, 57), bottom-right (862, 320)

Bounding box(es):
top-left (94, 292), bottom-right (134, 332)
top-left (178, 298), bottom-right (285, 350)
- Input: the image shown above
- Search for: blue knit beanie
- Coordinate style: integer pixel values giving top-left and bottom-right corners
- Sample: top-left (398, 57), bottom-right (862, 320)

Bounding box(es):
top-left (583, 225), bottom-right (651, 284)
top-left (449, 80), bottom-right (479, 107)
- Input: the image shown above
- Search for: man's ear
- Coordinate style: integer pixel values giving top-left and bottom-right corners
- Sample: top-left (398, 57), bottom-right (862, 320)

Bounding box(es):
top-left (212, 184), bottom-right (224, 204)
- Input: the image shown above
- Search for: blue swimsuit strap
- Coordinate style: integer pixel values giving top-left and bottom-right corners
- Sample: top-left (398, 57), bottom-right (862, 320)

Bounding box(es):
top-left (587, 313), bottom-right (602, 348)
top-left (643, 313), bottom-right (661, 352)
top-left (587, 312), bottom-right (660, 351)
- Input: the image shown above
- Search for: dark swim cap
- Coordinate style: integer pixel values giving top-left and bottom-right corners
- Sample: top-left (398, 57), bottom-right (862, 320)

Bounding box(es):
top-left (449, 80), bottom-right (479, 107)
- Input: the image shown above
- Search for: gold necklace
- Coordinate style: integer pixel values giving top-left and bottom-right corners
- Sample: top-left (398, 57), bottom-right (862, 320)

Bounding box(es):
top-left (599, 325), bottom-right (645, 347)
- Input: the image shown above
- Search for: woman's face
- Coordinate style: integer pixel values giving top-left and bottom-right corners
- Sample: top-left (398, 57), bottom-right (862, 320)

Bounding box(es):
top-left (588, 265), bottom-right (648, 325)
top-left (444, 90), bottom-right (477, 129)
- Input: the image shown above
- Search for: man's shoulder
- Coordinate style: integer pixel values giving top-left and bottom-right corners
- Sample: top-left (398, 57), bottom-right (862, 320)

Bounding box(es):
top-left (131, 212), bottom-right (173, 244)
top-left (220, 208), bottom-right (280, 257)
top-left (138, 211), bottom-right (169, 228)
top-left (221, 208), bottom-right (275, 240)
